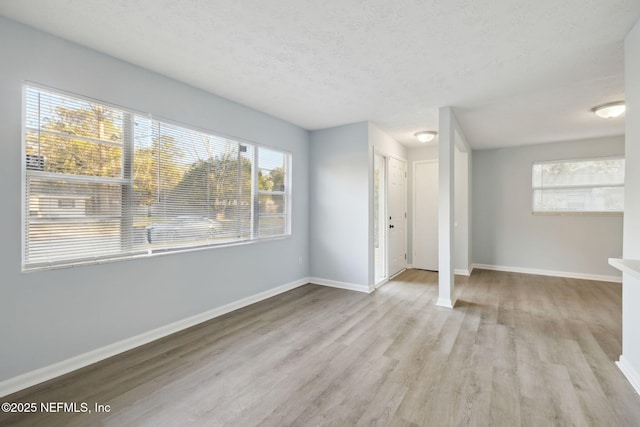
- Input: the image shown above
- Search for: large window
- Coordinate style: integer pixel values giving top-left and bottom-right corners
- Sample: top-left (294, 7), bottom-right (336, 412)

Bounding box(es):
top-left (23, 84), bottom-right (291, 270)
top-left (532, 157), bottom-right (624, 213)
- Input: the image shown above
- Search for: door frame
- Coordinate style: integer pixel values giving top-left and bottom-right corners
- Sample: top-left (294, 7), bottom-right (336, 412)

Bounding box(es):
top-left (373, 151), bottom-right (388, 287)
top-left (413, 159), bottom-right (439, 271)
top-left (387, 156), bottom-right (408, 281)
top-left (371, 151), bottom-right (408, 289)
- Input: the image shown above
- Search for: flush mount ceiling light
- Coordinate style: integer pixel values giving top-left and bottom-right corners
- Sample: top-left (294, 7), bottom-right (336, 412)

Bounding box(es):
top-left (414, 131), bottom-right (437, 143)
top-left (592, 101), bottom-right (626, 119)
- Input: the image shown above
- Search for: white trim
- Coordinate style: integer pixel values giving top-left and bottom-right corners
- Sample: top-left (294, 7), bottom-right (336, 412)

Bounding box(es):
top-left (405, 263), bottom-right (414, 269)
top-left (389, 268), bottom-right (407, 280)
top-left (24, 234), bottom-right (292, 273)
top-left (609, 258), bottom-right (640, 281)
top-left (372, 150), bottom-right (389, 291)
top-left (375, 278), bottom-right (389, 289)
top-left (436, 298), bottom-right (457, 308)
top-left (617, 356), bottom-right (640, 395)
top-left (471, 263), bottom-right (621, 283)
top-left (309, 277), bottom-right (372, 294)
top-left (405, 266), bottom-right (472, 276)
top-left (0, 277), bottom-right (309, 398)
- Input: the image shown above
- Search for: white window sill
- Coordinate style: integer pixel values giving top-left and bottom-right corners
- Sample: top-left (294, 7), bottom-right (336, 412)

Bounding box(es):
top-left (23, 234), bottom-right (292, 273)
top-left (532, 211), bottom-right (623, 216)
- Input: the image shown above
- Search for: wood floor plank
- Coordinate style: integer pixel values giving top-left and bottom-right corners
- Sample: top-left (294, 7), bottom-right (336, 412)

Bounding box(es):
top-left (489, 366), bottom-right (522, 426)
top-left (2, 269), bottom-right (640, 426)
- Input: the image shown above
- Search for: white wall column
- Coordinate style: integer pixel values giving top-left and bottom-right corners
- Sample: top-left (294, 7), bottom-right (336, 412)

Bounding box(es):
top-left (616, 18), bottom-right (640, 395)
top-left (437, 107), bottom-right (456, 308)
top-left (454, 147), bottom-right (471, 275)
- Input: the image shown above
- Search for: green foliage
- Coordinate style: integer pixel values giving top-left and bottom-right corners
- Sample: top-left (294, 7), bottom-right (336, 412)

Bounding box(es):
top-left (258, 167), bottom-right (285, 191)
top-left (133, 135), bottom-right (185, 207)
top-left (32, 103), bottom-right (263, 219)
top-left (27, 105), bottom-right (122, 178)
top-left (173, 149), bottom-right (252, 218)
top-left (49, 105), bottom-right (121, 142)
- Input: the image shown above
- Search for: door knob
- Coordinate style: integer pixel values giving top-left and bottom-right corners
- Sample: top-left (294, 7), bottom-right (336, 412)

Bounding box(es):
top-left (389, 224), bottom-right (395, 229)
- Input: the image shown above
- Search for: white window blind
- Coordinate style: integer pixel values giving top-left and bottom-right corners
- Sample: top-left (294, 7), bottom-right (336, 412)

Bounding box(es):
top-left (532, 157), bottom-right (624, 213)
top-left (23, 84), bottom-right (291, 270)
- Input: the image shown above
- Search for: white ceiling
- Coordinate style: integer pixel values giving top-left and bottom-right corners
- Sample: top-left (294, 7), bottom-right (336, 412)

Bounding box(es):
top-left (1, 0), bottom-right (638, 149)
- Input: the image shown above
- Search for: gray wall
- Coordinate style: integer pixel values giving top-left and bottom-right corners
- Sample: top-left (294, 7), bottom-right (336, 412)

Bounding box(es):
top-left (472, 136), bottom-right (624, 277)
top-left (0, 18), bottom-right (309, 382)
top-left (309, 123), bottom-right (369, 286)
top-left (369, 123), bottom-right (407, 161)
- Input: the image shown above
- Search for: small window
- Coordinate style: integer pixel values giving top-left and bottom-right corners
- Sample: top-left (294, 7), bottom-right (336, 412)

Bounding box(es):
top-left (257, 148), bottom-right (289, 237)
top-left (532, 157), bottom-right (624, 213)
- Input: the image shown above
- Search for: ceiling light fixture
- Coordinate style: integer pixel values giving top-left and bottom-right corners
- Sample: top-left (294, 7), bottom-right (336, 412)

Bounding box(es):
top-left (415, 131), bottom-right (437, 143)
top-left (592, 101), bottom-right (626, 119)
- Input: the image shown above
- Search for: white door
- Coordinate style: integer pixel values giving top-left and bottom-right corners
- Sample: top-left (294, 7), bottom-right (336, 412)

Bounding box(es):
top-left (414, 161), bottom-right (439, 271)
top-left (388, 157), bottom-right (406, 277)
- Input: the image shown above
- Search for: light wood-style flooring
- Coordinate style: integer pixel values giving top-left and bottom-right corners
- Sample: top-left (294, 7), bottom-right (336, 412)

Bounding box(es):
top-left (1, 269), bottom-right (640, 426)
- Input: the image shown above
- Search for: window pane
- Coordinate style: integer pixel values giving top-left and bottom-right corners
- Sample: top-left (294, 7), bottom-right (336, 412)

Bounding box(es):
top-left (532, 158), bottom-right (624, 213)
top-left (139, 122), bottom-right (254, 247)
top-left (533, 187), bottom-right (624, 212)
top-left (145, 216), bottom-right (217, 245)
top-left (26, 86), bottom-right (123, 144)
top-left (27, 176), bottom-right (122, 217)
top-left (25, 87), bottom-right (124, 179)
top-left (257, 146), bottom-right (288, 238)
top-left (532, 164), bottom-right (542, 187)
top-left (259, 194), bottom-right (285, 215)
top-left (536, 159), bottom-right (624, 188)
top-left (258, 147), bottom-right (286, 192)
top-left (26, 220), bottom-right (124, 265)
top-left (259, 216), bottom-right (286, 237)
top-left (25, 177), bottom-right (124, 265)
top-left (258, 148), bottom-right (285, 171)
top-left (26, 130), bottom-right (122, 178)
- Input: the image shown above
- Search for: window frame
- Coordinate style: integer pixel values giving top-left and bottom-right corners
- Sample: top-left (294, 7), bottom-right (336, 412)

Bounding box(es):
top-left (22, 82), bottom-right (292, 272)
top-left (256, 149), bottom-right (291, 238)
top-left (531, 155), bottom-right (624, 215)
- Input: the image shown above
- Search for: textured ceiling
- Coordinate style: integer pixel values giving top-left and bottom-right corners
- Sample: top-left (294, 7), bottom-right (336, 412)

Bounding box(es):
top-left (1, 0), bottom-right (638, 149)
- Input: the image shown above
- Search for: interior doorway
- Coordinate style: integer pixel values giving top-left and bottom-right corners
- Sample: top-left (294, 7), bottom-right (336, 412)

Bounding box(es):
top-left (413, 160), bottom-right (439, 271)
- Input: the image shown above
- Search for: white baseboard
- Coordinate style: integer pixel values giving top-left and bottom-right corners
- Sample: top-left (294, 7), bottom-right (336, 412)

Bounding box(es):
top-left (405, 267), bottom-right (473, 276)
top-left (454, 267), bottom-right (473, 276)
top-left (374, 278), bottom-right (389, 289)
top-left (389, 268), bottom-right (407, 280)
top-left (617, 356), bottom-right (640, 395)
top-left (0, 277), bottom-right (309, 398)
top-left (405, 264), bottom-right (414, 269)
top-left (471, 263), bottom-right (621, 283)
top-left (436, 298), bottom-right (457, 309)
top-left (308, 277), bottom-right (372, 294)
